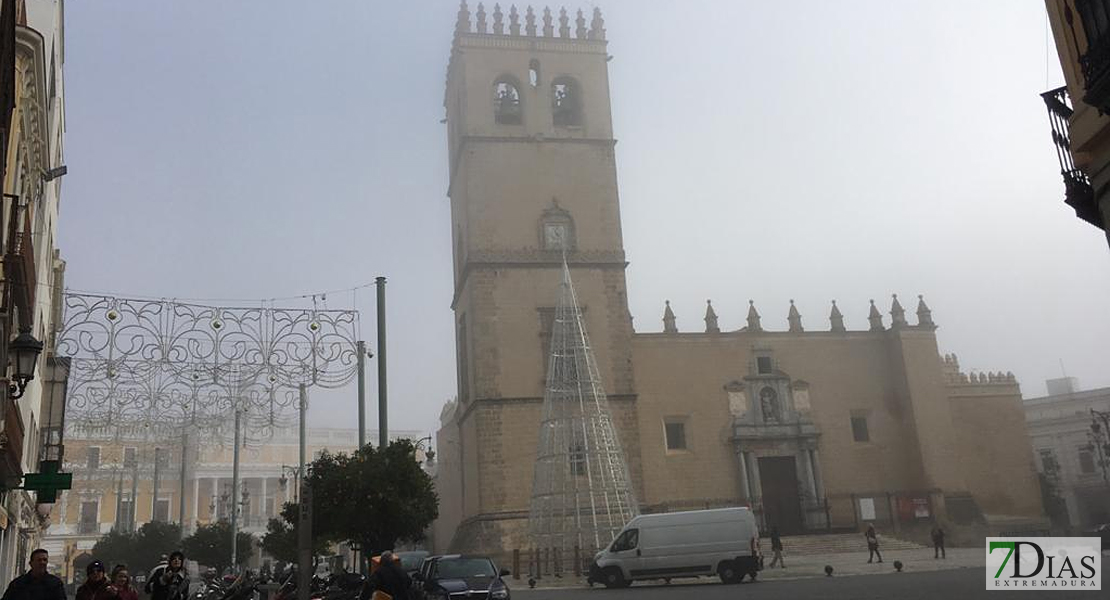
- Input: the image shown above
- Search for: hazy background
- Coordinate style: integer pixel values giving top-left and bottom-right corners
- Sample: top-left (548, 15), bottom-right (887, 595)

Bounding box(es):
top-left (59, 1), bottom-right (1110, 437)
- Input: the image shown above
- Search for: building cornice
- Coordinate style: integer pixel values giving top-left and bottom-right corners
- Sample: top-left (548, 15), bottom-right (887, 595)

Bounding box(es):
top-left (14, 24), bottom-right (48, 178)
top-left (451, 252), bottom-right (627, 310)
top-left (457, 393), bottom-right (636, 425)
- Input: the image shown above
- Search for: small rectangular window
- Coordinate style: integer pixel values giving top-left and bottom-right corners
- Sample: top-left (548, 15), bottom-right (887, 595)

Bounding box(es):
top-left (1079, 448), bottom-right (1096, 474)
top-left (757, 356), bottom-right (773, 374)
top-left (154, 499), bottom-right (170, 522)
top-left (665, 421), bottom-right (687, 451)
top-left (123, 447), bottom-right (137, 468)
top-left (118, 500), bottom-right (133, 531)
top-left (851, 417), bottom-right (870, 442)
top-left (1039, 449), bottom-right (1057, 473)
top-left (87, 447), bottom-right (101, 469)
top-left (79, 501), bottom-right (99, 533)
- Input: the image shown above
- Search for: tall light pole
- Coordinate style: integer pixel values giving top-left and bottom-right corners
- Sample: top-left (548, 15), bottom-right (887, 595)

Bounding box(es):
top-left (357, 340), bottom-right (367, 448)
top-left (278, 465), bottom-right (301, 503)
top-left (376, 277), bottom-right (388, 449)
top-left (1090, 409), bottom-right (1110, 487)
top-left (230, 408), bottom-right (242, 571)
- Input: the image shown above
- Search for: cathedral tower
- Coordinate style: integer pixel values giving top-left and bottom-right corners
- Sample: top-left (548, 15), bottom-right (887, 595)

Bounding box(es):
top-left (443, 3), bottom-right (639, 553)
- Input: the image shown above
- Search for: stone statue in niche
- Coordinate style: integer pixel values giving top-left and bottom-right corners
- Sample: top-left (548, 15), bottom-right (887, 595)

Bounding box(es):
top-left (760, 386), bottom-right (780, 422)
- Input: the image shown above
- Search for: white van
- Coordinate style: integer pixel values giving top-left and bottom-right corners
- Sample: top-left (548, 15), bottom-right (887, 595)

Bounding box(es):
top-left (588, 507), bottom-right (761, 588)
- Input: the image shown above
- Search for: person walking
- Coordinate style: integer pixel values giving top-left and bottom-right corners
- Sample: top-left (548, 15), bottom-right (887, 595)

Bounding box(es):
top-left (931, 525), bottom-right (946, 559)
top-left (147, 552), bottom-right (188, 600)
top-left (362, 552), bottom-right (410, 600)
top-left (104, 566), bottom-right (138, 600)
top-left (2, 548), bottom-right (66, 600)
top-left (75, 562), bottom-right (109, 600)
top-left (143, 557), bottom-right (168, 598)
top-left (865, 524), bottom-right (883, 563)
top-left (768, 527), bottom-right (786, 569)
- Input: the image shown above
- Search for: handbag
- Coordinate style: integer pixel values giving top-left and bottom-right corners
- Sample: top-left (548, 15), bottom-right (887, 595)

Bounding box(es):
top-left (371, 591), bottom-right (393, 600)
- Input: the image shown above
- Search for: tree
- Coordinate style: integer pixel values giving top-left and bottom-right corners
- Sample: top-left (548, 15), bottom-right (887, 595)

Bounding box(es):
top-left (182, 521), bottom-right (254, 574)
top-left (260, 503), bottom-right (330, 565)
top-left (308, 439), bottom-right (438, 556)
top-left (92, 521), bottom-right (182, 574)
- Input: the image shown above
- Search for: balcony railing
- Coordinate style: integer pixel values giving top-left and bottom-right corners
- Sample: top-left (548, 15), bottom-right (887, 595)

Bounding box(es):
top-left (1040, 86), bottom-right (1103, 229)
top-left (77, 521), bottom-right (99, 534)
top-left (1076, 0), bottom-right (1110, 113)
top-left (3, 203), bottom-right (37, 321)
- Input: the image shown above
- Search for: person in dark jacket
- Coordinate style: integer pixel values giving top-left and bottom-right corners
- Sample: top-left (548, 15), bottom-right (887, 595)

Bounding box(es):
top-left (768, 527), bottom-right (785, 568)
top-left (932, 525), bottom-right (946, 559)
top-left (865, 524), bottom-right (883, 563)
top-left (362, 552), bottom-right (410, 600)
top-left (2, 549), bottom-right (66, 600)
top-left (147, 552), bottom-right (188, 600)
top-left (75, 561), bottom-right (109, 600)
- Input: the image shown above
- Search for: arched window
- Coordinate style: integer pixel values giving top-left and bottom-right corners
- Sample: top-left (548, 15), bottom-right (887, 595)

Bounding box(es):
top-left (494, 79), bottom-right (522, 125)
top-left (551, 77), bottom-right (582, 127)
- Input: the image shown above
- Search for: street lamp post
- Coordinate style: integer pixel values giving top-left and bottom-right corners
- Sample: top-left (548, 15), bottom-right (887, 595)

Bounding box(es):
top-left (278, 465), bottom-right (302, 503)
top-left (1090, 409), bottom-right (1110, 487)
top-left (413, 436), bottom-right (435, 466)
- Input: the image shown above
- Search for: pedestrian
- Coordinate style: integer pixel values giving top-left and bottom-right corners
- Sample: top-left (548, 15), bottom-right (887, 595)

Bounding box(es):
top-left (1, 548), bottom-right (66, 600)
top-left (931, 525), bottom-right (946, 559)
top-left (361, 552), bottom-right (410, 600)
top-left (104, 567), bottom-right (138, 600)
top-left (143, 557), bottom-right (168, 597)
top-left (75, 561), bottom-right (109, 600)
top-left (147, 551), bottom-right (188, 600)
top-left (768, 527), bottom-right (786, 569)
top-left (865, 524), bottom-right (883, 563)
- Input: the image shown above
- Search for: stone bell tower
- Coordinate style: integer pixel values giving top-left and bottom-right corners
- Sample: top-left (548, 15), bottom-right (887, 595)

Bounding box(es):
top-left (443, 3), bottom-right (640, 553)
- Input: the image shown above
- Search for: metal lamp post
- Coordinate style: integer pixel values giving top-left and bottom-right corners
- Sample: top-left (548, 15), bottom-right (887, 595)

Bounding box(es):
top-left (413, 436), bottom-right (435, 466)
top-left (278, 465), bottom-right (302, 503)
top-left (1090, 409), bottom-right (1110, 487)
top-left (7, 328), bottom-right (43, 399)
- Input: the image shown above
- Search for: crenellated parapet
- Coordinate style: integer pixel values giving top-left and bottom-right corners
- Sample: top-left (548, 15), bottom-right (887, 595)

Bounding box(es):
top-left (651, 295), bottom-right (939, 334)
top-left (940, 353), bottom-right (1017, 387)
top-left (455, 2), bottom-right (606, 40)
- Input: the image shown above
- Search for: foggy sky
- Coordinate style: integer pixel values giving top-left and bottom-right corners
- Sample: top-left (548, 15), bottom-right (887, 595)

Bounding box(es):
top-left (58, 1), bottom-right (1110, 437)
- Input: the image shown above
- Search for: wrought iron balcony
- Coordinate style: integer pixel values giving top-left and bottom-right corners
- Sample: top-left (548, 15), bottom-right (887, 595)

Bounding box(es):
top-left (1041, 86), bottom-right (1102, 229)
top-left (1077, 0), bottom-right (1110, 113)
top-left (3, 203), bottom-right (37, 321)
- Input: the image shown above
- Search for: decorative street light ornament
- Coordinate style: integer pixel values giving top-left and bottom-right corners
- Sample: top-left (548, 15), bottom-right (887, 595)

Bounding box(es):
top-left (528, 260), bottom-right (638, 555)
top-left (8, 329), bottom-right (44, 400)
top-left (57, 292), bottom-right (360, 443)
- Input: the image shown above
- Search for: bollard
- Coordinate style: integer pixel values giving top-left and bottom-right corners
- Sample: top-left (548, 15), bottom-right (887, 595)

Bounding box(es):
top-left (513, 549), bottom-right (520, 580)
top-left (573, 545), bottom-right (581, 577)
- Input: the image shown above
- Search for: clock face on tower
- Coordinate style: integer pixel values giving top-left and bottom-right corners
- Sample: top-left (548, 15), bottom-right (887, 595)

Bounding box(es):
top-left (544, 223), bottom-right (568, 250)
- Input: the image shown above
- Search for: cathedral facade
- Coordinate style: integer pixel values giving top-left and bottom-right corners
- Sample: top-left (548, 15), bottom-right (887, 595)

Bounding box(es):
top-left (434, 3), bottom-right (1044, 556)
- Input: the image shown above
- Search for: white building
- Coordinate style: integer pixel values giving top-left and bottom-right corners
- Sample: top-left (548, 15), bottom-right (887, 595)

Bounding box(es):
top-left (1024, 377), bottom-right (1110, 531)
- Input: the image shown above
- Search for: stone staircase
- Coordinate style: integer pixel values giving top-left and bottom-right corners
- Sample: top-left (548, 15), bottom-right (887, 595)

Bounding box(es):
top-left (768, 533), bottom-right (928, 555)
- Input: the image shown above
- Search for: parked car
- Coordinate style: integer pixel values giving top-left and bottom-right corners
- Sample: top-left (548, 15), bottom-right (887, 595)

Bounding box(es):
top-left (414, 556), bottom-right (510, 600)
top-left (396, 551), bottom-right (430, 577)
top-left (412, 555), bottom-right (449, 599)
top-left (589, 507), bottom-right (762, 588)
top-left (1086, 523), bottom-right (1110, 550)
